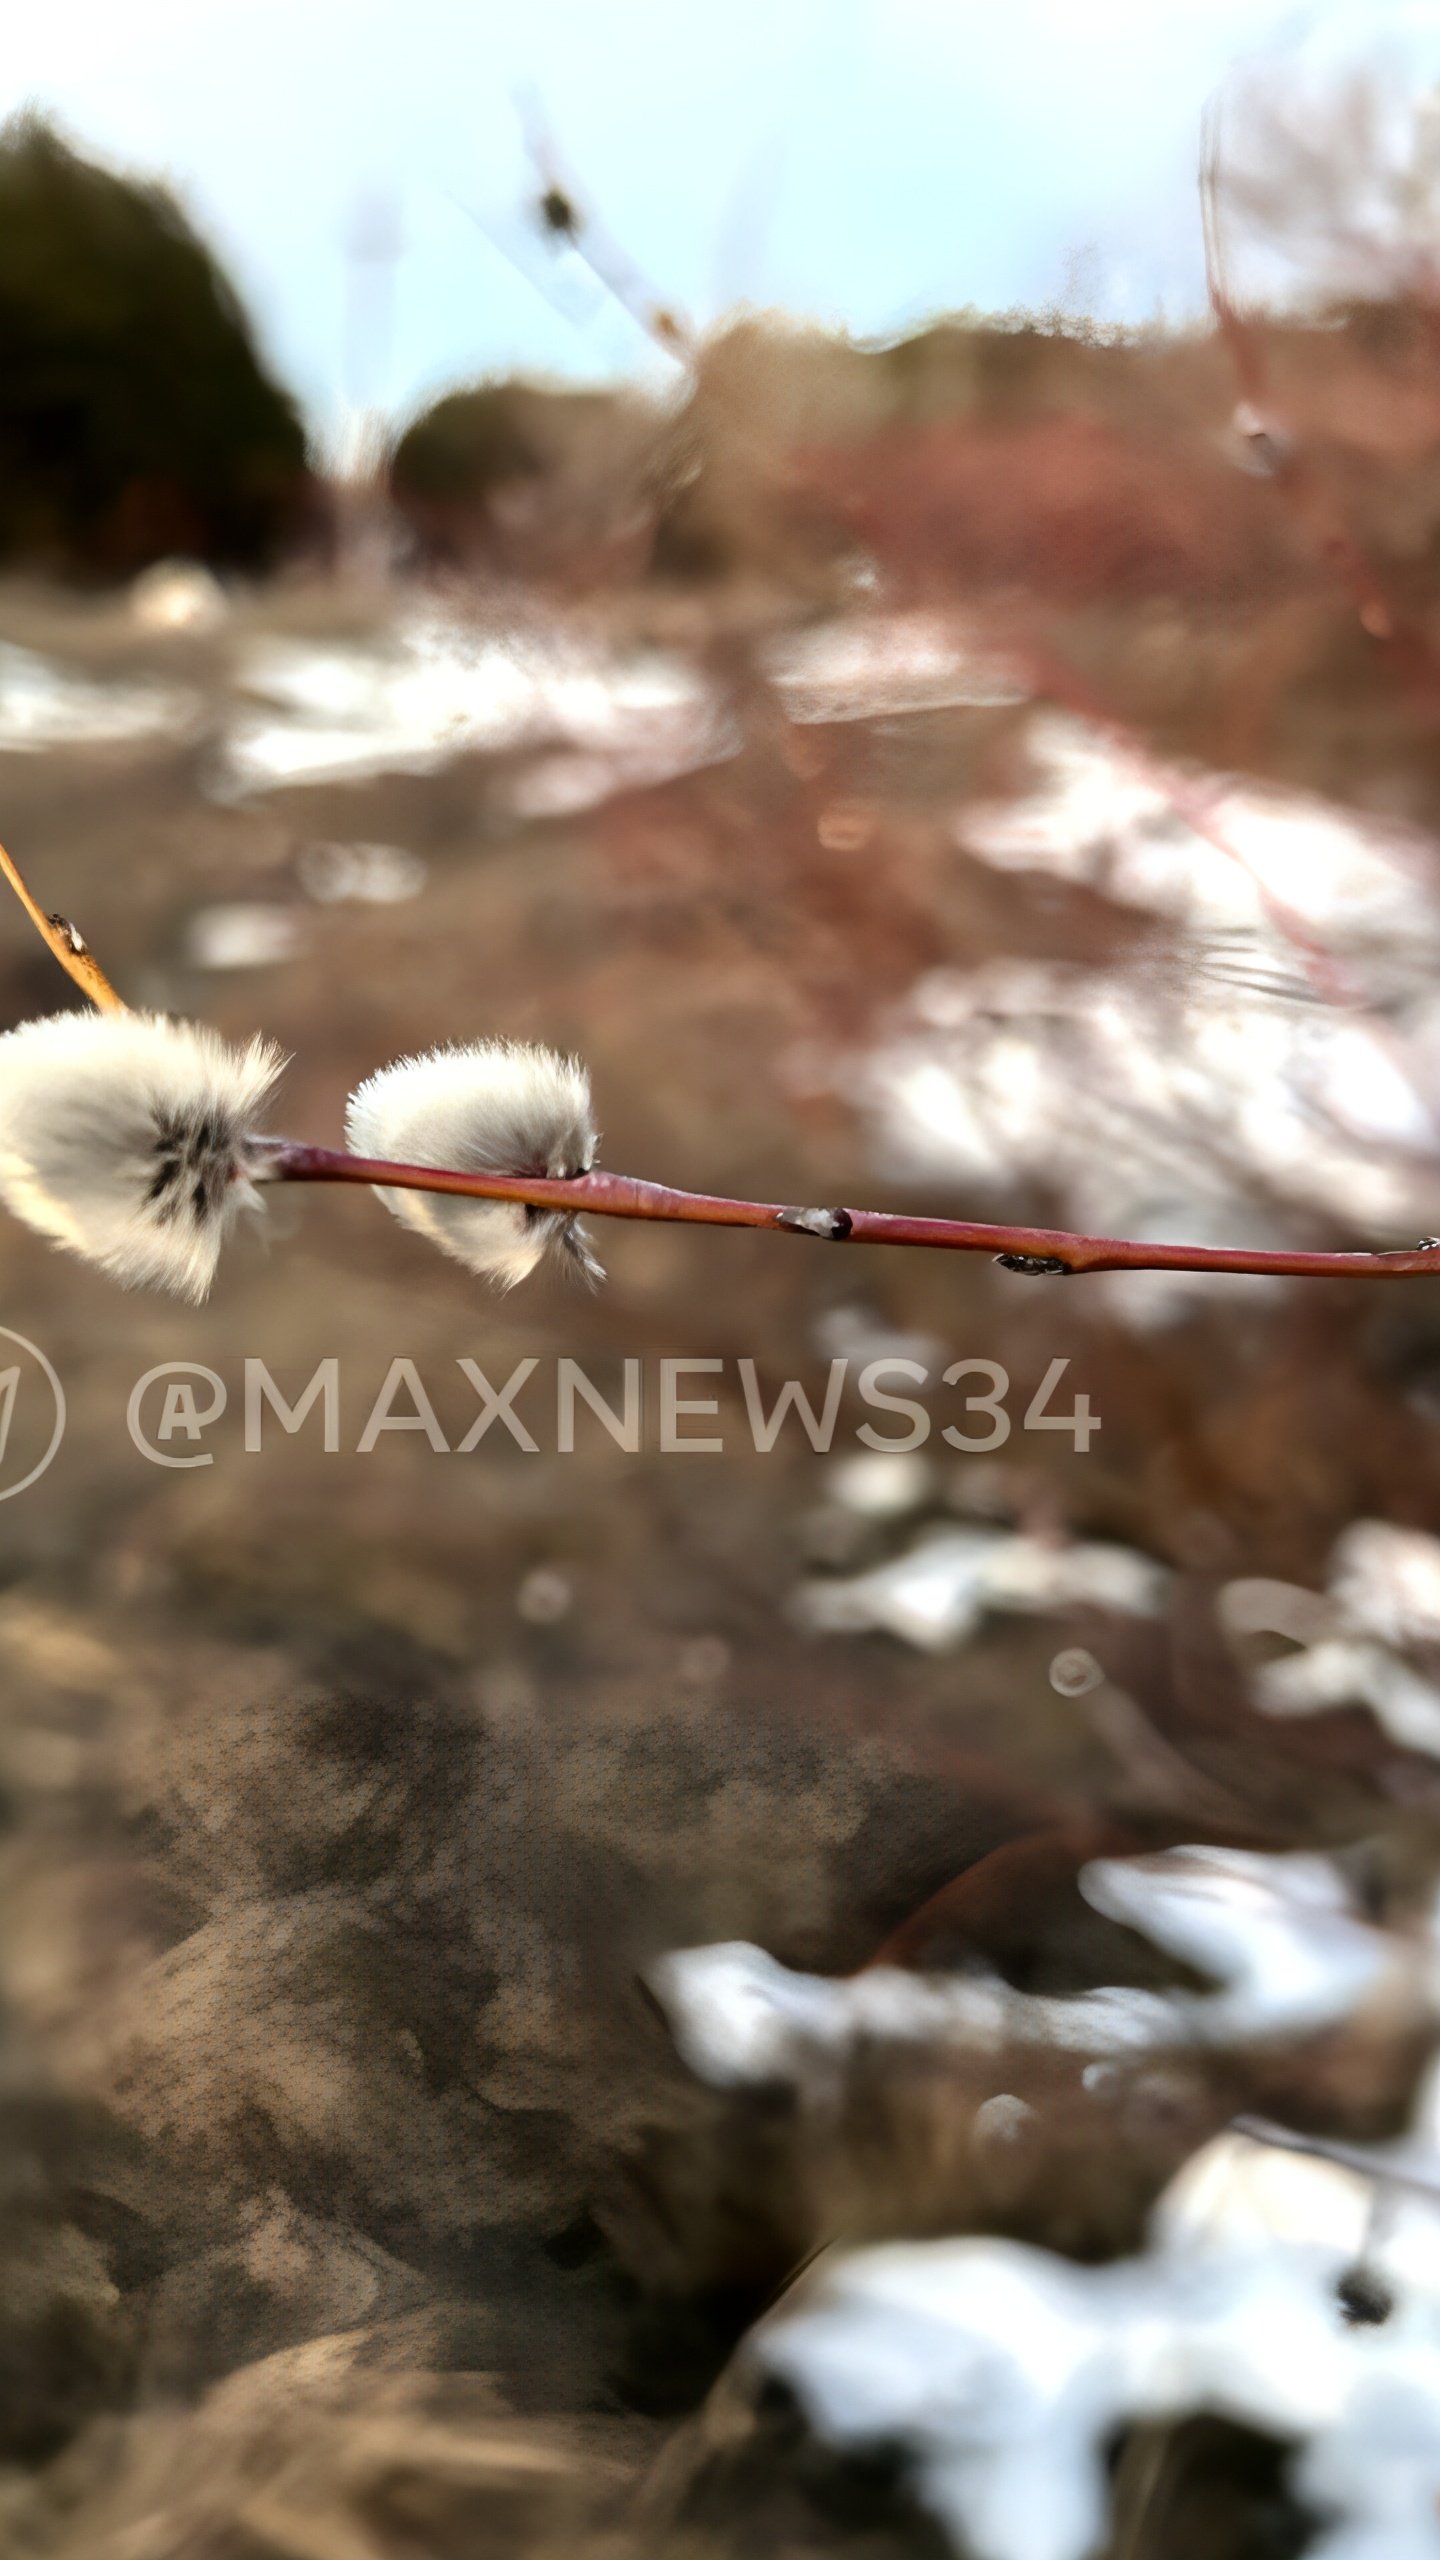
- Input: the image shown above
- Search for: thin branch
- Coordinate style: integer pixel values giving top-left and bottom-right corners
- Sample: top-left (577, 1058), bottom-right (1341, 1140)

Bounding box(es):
top-left (258, 1141), bottom-right (1440, 1279)
top-left (1231, 2112), bottom-right (1440, 2204)
top-left (1201, 98), bottom-right (1440, 704)
top-left (513, 85), bottom-right (693, 361)
top-left (0, 840), bottom-right (126, 1012)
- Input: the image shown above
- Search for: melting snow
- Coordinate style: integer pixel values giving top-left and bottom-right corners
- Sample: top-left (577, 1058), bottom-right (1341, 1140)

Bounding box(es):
top-left (295, 841), bottom-right (428, 904)
top-left (221, 614), bottom-right (730, 797)
top-left (183, 904), bottom-right (305, 971)
top-left (793, 1523), bottom-right (1166, 1651)
top-left (648, 1844), bottom-right (1417, 2092)
top-left (762, 612), bottom-right (1024, 722)
top-left (0, 643), bottom-right (199, 752)
top-left (1229, 1519), bottom-right (1440, 1758)
top-left (678, 1870), bottom-right (1440, 2560)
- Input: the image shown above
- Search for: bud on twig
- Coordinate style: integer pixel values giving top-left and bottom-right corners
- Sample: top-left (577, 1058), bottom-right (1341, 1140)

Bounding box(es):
top-left (345, 1040), bottom-right (604, 1287)
top-left (0, 1011), bottom-right (282, 1300)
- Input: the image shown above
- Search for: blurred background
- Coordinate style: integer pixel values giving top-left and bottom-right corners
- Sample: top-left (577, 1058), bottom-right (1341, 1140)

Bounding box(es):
top-left (7, 5), bottom-right (1440, 2555)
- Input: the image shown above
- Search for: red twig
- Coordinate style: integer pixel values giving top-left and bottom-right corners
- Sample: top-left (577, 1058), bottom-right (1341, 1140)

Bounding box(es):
top-left (262, 1142), bottom-right (1440, 1280)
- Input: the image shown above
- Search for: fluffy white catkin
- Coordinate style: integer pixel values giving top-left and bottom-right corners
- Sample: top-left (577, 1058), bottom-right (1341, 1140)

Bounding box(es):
top-left (345, 1040), bottom-right (603, 1287)
top-left (0, 1010), bottom-right (283, 1301)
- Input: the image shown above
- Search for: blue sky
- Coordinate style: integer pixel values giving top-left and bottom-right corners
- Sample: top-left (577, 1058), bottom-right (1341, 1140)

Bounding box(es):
top-left (0, 0), bottom-right (1407, 442)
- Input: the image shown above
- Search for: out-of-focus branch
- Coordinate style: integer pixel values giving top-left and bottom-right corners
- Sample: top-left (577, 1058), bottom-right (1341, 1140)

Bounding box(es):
top-left (0, 840), bottom-right (125, 1011)
top-left (1201, 98), bottom-right (1440, 705)
top-left (1232, 2112), bottom-right (1440, 2202)
top-left (514, 84), bottom-right (694, 361)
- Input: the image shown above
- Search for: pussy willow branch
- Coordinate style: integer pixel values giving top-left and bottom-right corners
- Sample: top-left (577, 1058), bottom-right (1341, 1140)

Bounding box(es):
top-left (262, 1143), bottom-right (1440, 1279)
top-left (5, 699), bottom-right (1440, 1286)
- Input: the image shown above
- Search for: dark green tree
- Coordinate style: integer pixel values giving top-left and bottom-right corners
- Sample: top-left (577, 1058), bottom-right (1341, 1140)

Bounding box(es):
top-left (0, 116), bottom-right (311, 577)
